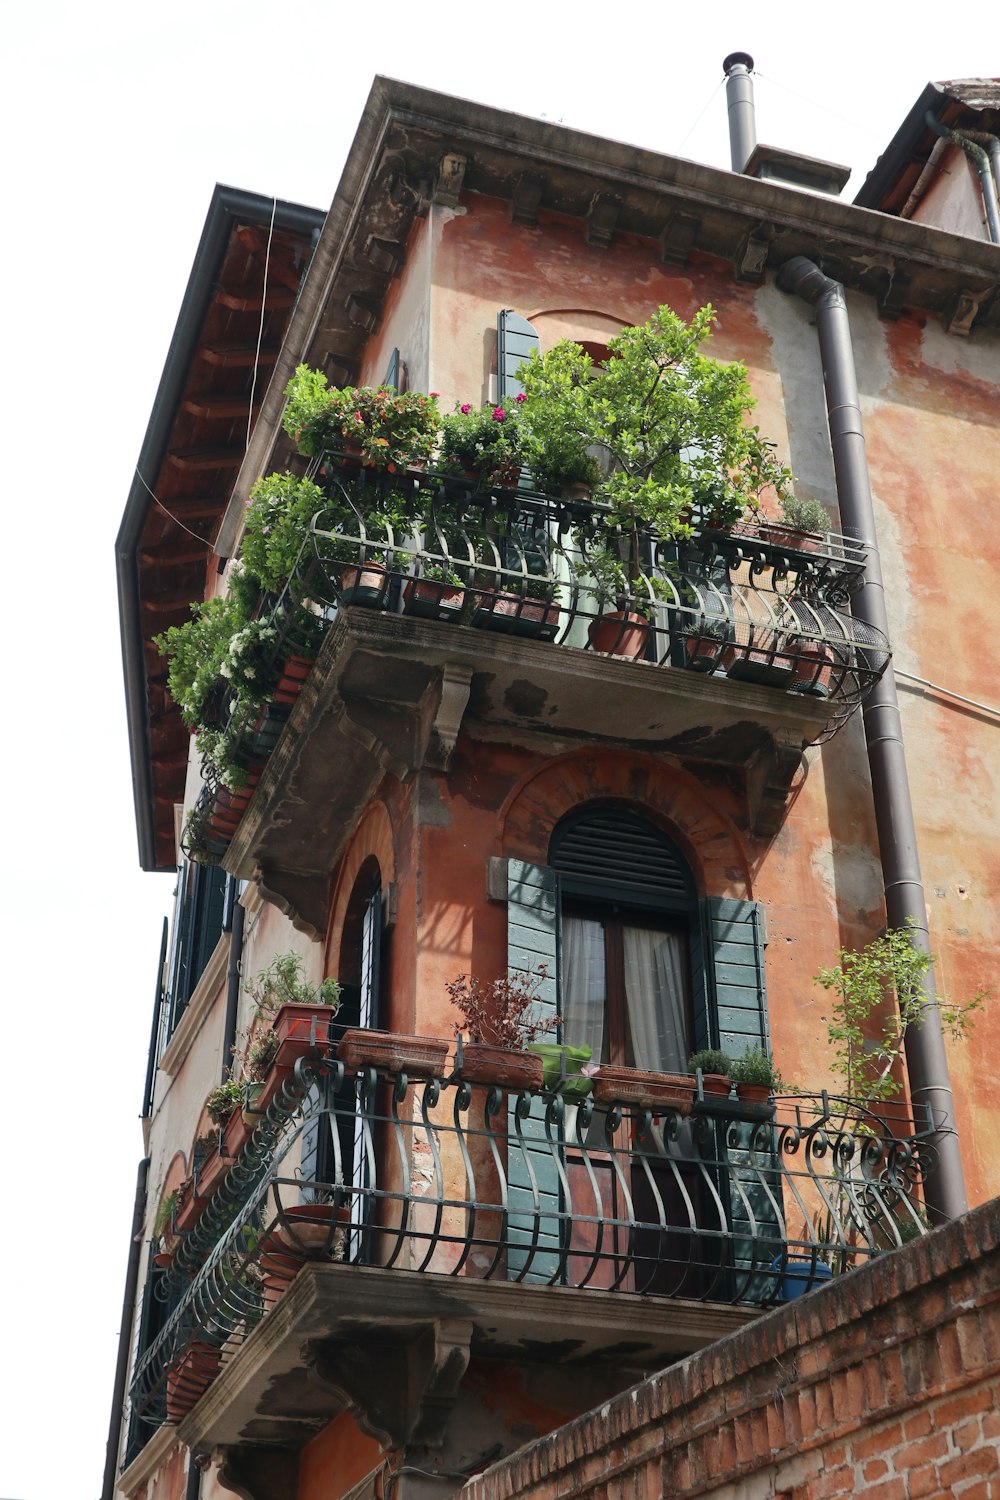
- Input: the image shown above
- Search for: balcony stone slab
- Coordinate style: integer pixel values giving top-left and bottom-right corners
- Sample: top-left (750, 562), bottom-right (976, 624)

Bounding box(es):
top-left (181, 1262), bottom-right (753, 1460)
top-left (225, 609), bottom-right (830, 934)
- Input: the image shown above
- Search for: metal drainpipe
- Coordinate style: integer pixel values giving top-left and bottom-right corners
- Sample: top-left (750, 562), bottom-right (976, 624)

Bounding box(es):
top-left (777, 256), bottom-right (967, 1223)
top-left (960, 128), bottom-right (1000, 224)
top-left (925, 111), bottom-right (1000, 243)
top-left (723, 52), bottom-right (756, 172)
top-left (101, 1158), bottom-right (150, 1500)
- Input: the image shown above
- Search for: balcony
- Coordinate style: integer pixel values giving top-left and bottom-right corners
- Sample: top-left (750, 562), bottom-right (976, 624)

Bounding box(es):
top-left (212, 463), bottom-right (889, 930)
top-left (127, 1050), bottom-right (931, 1456)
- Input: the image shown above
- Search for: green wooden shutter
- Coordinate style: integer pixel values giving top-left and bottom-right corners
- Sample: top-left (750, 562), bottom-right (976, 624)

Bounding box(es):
top-left (704, 898), bottom-right (780, 1299)
top-left (383, 347), bottom-right (401, 392)
top-left (506, 859), bottom-right (561, 1283)
top-left (497, 310), bottom-right (539, 398)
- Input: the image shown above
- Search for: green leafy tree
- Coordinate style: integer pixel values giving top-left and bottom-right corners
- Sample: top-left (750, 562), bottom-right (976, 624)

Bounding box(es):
top-left (519, 303), bottom-right (792, 587)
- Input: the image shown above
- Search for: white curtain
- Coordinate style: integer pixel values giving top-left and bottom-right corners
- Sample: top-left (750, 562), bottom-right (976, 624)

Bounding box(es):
top-left (562, 916), bottom-right (606, 1062)
top-left (622, 927), bottom-right (688, 1072)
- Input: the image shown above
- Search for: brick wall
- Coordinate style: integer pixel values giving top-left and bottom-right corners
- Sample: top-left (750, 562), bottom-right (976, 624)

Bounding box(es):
top-left (461, 1197), bottom-right (1000, 1500)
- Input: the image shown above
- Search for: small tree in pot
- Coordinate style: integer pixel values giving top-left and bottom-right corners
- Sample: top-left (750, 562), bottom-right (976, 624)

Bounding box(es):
top-left (447, 967), bottom-right (557, 1089)
top-left (519, 304), bottom-right (792, 629)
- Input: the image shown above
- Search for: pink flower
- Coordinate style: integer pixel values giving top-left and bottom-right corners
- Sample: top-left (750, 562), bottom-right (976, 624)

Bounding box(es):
top-left (492, 406), bottom-right (505, 421)
top-left (429, 391), bottom-right (440, 398)
top-left (460, 403), bottom-right (472, 415)
top-left (515, 392), bottom-right (527, 403)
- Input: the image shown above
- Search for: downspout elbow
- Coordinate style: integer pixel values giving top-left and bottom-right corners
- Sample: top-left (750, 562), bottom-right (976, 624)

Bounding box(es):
top-left (776, 256), bottom-right (841, 307)
top-left (925, 111), bottom-right (1000, 244)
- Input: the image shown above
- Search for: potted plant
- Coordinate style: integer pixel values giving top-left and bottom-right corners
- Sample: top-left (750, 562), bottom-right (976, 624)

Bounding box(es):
top-left (244, 953), bottom-right (342, 1086)
top-left (576, 544), bottom-right (651, 658)
top-left (688, 1048), bottom-right (734, 1100)
top-left (402, 561), bottom-right (466, 622)
top-left (152, 1189), bottom-right (182, 1266)
top-left (283, 366), bottom-right (441, 471)
top-left (729, 1045), bottom-right (782, 1108)
top-left (446, 966), bottom-right (556, 1090)
top-left (437, 400), bottom-right (525, 487)
top-left (765, 492), bottom-right (830, 551)
top-left (518, 409), bottom-right (602, 500)
top-left (681, 608), bottom-right (731, 673)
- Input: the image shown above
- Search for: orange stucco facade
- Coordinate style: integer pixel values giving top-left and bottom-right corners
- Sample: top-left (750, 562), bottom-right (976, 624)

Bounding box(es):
top-left (117, 78), bottom-right (1000, 1500)
top-left (312, 189), bottom-right (998, 1217)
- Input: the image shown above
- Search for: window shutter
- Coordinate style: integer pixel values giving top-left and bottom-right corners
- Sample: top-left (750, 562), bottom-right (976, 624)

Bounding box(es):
top-left (506, 859), bottom-right (561, 1284)
top-left (497, 310), bottom-right (539, 398)
top-left (703, 897), bottom-right (778, 1298)
top-left (383, 347), bottom-right (401, 392)
top-left (706, 898), bottom-right (769, 1057)
top-left (190, 865), bottom-right (228, 989)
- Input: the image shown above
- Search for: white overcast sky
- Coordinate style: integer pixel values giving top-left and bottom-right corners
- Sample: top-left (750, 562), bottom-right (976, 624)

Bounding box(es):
top-left (1, 4), bottom-right (994, 1497)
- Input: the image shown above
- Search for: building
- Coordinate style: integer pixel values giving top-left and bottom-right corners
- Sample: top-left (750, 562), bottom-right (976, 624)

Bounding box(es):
top-left (110, 63), bottom-right (1000, 1500)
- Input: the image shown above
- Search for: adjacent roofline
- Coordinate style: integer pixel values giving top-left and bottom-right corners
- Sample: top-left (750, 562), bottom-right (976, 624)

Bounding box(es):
top-left (116, 185), bottom-right (324, 871)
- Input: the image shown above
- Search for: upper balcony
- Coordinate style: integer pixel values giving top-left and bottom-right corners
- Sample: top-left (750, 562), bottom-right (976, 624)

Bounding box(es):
top-left (126, 1042), bottom-right (930, 1462)
top-left (197, 459), bottom-right (888, 928)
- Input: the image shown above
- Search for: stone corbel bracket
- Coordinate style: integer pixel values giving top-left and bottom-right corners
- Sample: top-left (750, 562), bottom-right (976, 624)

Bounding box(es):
top-left (306, 1319), bottom-right (474, 1450)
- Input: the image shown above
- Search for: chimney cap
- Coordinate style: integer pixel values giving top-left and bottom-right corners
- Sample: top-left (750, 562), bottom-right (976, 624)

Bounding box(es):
top-left (723, 52), bottom-right (755, 75)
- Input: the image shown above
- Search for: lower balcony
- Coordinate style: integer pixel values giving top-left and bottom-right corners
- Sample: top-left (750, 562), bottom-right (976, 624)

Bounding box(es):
top-left (126, 1052), bottom-right (931, 1462)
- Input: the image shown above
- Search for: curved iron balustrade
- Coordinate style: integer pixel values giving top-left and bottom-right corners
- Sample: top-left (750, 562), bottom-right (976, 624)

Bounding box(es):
top-left (127, 1057), bottom-right (931, 1433)
top-left (297, 461), bottom-right (889, 734)
top-left (182, 460), bottom-right (891, 862)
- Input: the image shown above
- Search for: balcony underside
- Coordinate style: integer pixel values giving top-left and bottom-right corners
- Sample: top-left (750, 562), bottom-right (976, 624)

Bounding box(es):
top-left (180, 1261), bottom-right (753, 1455)
top-left (225, 609), bottom-right (832, 934)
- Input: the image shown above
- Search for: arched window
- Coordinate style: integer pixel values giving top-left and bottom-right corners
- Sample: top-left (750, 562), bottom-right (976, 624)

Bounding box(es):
top-left (550, 808), bottom-right (698, 1074)
top-left (300, 859), bottom-right (384, 1228)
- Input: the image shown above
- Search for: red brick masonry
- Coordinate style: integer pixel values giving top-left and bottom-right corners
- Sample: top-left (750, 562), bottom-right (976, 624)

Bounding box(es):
top-left (462, 1197), bottom-right (1000, 1500)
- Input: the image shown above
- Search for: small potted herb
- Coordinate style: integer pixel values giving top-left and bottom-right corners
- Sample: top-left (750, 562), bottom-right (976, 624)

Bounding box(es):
top-left (729, 1045), bottom-right (782, 1108)
top-left (688, 1047), bottom-right (734, 1100)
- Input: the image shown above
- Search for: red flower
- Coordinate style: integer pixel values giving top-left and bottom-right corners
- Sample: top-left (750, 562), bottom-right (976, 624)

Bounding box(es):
top-left (515, 392), bottom-right (527, 403)
top-left (492, 406), bottom-right (505, 421)
top-left (460, 403), bottom-right (472, 415)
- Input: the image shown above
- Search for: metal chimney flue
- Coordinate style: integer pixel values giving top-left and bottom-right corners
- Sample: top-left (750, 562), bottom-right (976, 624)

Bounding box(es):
top-left (723, 52), bottom-right (756, 173)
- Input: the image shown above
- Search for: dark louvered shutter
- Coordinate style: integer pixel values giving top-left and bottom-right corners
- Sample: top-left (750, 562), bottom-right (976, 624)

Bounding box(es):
top-left (506, 859), bottom-right (561, 1283)
top-left (497, 310), bottom-right (539, 398)
top-left (551, 808), bottom-right (694, 911)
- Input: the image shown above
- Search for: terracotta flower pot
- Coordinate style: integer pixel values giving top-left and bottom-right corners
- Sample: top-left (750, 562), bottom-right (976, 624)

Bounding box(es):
top-left (402, 578), bottom-right (466, 622)
top-left (735, 1082), bottom-right (774, 1108)
top-left (590, 1067), bottom-right (695, 1113)
top-left (699, 1073), bottom-right (733, 1100)
top-left (457, 1043), bottom-right (543, 1091)
top-left (684, 632), bottom-right (727, 673)
top-left (166, 1339), bottom-right (222, 1422)
top-left (588, 611), bottom-right (649, 659)
top-left (271, 1003), bottom-right (338, 1072)
top-left (791, 640), bottom-right (837, 697)
top-left (472, 591), bottom-right (560, 640)
top-left (340, 562), bottom-right (389, 608)
top-left (338, 1028), bottom-right (450, 1078)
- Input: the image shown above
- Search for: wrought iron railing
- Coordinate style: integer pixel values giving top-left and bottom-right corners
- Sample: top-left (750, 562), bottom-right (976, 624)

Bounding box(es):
top-left (180, 460), bottom-right (890, 863)
top-left (127, 1056), bottom-right (931, 1432)
top-left (295, 462), bottom-right (889, 732)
